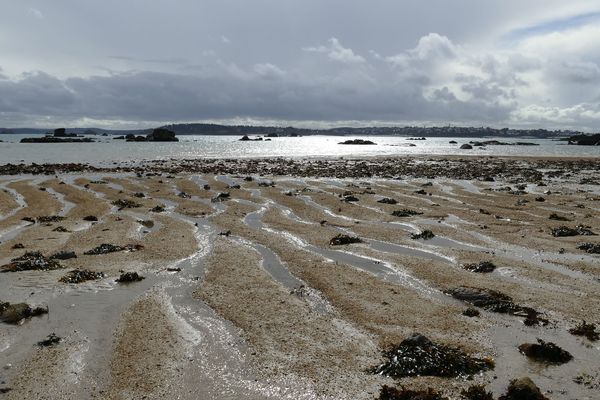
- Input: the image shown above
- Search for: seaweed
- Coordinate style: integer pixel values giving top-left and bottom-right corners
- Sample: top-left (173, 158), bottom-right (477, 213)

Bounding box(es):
top-left (410, 230), bottom-right (435, 240)
top-left (329, 234), bottom-right (362, 246)
top-left (378, 386), bottom-right (447, 400)
top-left (392, 209), bottom-right (423, 217)
top-left (112, 199), bottom-right (141, 209)
top-left (568, 321), bottom-right (599, 341)
top-left (462, 261), bottom-right (496, 273)
top-left (59, 269), bottom-right (105, 284)
top-left (460, 385), bottom-right (493, 400)
top-left (498, 377), bottom-right (548, 400)
top-left (1, 252), bottom-right (63, 272)
top-left (116, 271), bottom-right (145, 283)
top-left (371, 333), bottom-right (494, 378)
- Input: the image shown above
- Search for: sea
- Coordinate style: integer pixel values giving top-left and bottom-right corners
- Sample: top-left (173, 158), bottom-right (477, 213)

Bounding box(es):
top-left (0, 134), bottom-right (597, 166)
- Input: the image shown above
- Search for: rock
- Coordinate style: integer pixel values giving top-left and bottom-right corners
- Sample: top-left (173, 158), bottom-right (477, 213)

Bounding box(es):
top-left (203, 184), bottom-right (211, 190)
top-left (462, 261), bottom-right (496, 273)
top-left (0, 302), bottom-right (48, 324)
top-left (329, 234), bottom-right (362, 246)
top-left (52, 226), bottom-right (70, 232)
top-left (343, 195), bottom-right (359, 202)
top-left (569, 321), bottom-right (599, 341)
top-left (411, 230), bottom-right (435, 240)
top-left (59, 269), bottom-right (104, 284)
top-left (218, 230), bottom-right (231, 237)
top-left (449, 140), bottom-right (457, 144)
top-left (1, 252), bottom-right (63, 272)
top-left (83, 215), bottom-right (98, 222)
top-left (11, 243), bottom-right (24, 249)
top-left (371, 333), bottom-right (494, 378)
top-left (211, 192), bottom-right (230, 203)
top-left (49, 251), bottom-right (77, 260)
top-left (177, 191), bottom-right (191, 198)
top-left (21, 216), bottom-right (35, 223)
top-left (498, 377), bottom-right (549, 400)
top-left (518, 339), bottom-right (572, 364)
top-left (377, 198), bottom-right (398, 205)
top-left (338, 139), bottom-right (376, 145)
top-left (535, 196), bottom-right (545, 202)
top-left (150, 205), bottom-right (165, 213)
top-left (460, 144), bottom-right (473, 149)
top-left (116, 271), bottom-right (145, 283)
top-left (133, 192), bottom-right (145, 198)
top-left (445, 286), bottom-right (548, 325)
top-left (566, 134), bottom-right (600, 146)
top-left (239, 135), bottom-right (262, 141)
top-left (377, 386), bottom-right (447, 400)
top-left (551, 225), bottom-right (596, 237)
top-left (577, 243), bottom-right (600, 254)
top-left (37, 333), bottom-right (61, 347)
top-left (146, 128), bottom-right (178, 142)
top-left (392, 209), bottom-right (423, 217)
top-left (112, 199), bottom-right (141, 209)
top-left (414, 189), bottom-right (427, 195)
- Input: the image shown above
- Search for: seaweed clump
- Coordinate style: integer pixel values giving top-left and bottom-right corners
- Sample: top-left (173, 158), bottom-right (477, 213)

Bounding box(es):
top-left (378, 198), bottom-right (398, 205)
top-left (551, 225), bottom-right (595, 237)
top-left (378, 385), bottom-right (447, 400)
top-left (569, 321), bottom-right (599, 341)
top-left (372, 333), bottom-right (494, 378)
top-left (462, 261), bottom-right (496, 273)
top-left (577, 243), bottom-right (600, 254)
top-left (392, 209), bottom-right (423, 217)
top-left (112, 199), bottom-right (141, 209)
top-left (59, 269), bottom-right (105, 284)
top-left (1, 252), bottom-right (63, 272)
top-left (460, 385), bottom-right (494, 400)
top-left (445, 287), bottom-right (548, 326)
top-left (37, 333), bottom-right (61, 347)
top-left (518, 339), bottom-right (572, 364)
top-left (116, 271), bottom-right (145, 283)
top-left (84, 243), bottom-right (143, 255)
top-left (329, 234), bottom-right (363, 246)
top-left (410, 230), bottom-right (435, 240)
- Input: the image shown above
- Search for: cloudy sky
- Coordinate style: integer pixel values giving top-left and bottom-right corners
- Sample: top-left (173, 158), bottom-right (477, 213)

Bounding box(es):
top-left (1, 1), bottom-right (600, 130)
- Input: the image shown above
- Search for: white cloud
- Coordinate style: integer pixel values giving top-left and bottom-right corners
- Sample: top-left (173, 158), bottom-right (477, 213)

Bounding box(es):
top-left (304, 38), bottom-right (366, 64)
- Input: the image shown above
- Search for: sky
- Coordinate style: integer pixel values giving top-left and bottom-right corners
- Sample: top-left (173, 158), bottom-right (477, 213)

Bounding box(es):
top-left (1, 1), bottom-right (600, 130)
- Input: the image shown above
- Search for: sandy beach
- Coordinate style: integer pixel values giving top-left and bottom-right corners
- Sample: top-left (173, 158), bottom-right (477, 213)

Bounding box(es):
top-left (1, 156), bottom-right (599, 399)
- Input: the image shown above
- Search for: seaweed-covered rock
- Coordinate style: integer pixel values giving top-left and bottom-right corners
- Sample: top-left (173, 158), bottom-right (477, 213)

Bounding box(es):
top-left (518, 339), bottom-right (572, 364)
top-left (84, 243), bottom-right (143, 255)
top-left (11, 243), bottom-right (24, 249)
top-left (569, 321), bottom-right (599, 341)
top-left (338, 139), bottom-right (376, 145)
top-left (177, 191), bottom-right (191, 198)
top-left (378, 386), bottom-right (447, 400)
top-left (211, 192), bottom-right (230, 203)
top-left (445, 287), bottom-right (547, 325)
top-left (343, 195), bottom-right (359, 202)
top-left (0, 302), bottom-right (48, 324)
top-left (551, 225), bottom-right (596, 237)
top-left (411, 230), bottom-right (435, 240)
top-left (116, 271), bottom-right (145, 283)
top-left (372, 333), bottom-right (494, 378)
top-left (1, 252), bottom-right (63, 272)
top-left (577, 243), bottom-right (600, 254)
top-left (59, 269), bottom-right (105, 284)
top-left (378, 198), bottom-right (398, 205)
top-left (37, 333), bottom-right (61, 347)
top-left (329, 234), bottom-right (362, 246)
top-left (460, 385), bottom-right (494, 400)
top-left (498, 377), bottom-right (549, 400)
top-left (112, 199), bottom-right (141, 209)
top-left (83, 215), bottom-right (98, 221)
top-left (150, 205), bottom-right (165, 213)
top-left (462, 261), bottom-right (496, 273)
top-left (52, 226), bottom-right (70, 232)
top-left (49, 251), bottom-right (77, 260)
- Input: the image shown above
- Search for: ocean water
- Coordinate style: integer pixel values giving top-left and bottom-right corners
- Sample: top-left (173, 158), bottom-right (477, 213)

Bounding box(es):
top-left (0, 134), bottom-right (597, 166)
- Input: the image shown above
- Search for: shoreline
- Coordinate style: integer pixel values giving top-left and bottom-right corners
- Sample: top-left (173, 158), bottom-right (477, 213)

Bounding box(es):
top-left (1, 161), bottom-right (599, 399)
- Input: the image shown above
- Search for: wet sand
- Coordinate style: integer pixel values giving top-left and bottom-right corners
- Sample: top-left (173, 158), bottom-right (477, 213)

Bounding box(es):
top-left (0, 156), bottom-right (599, 399)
